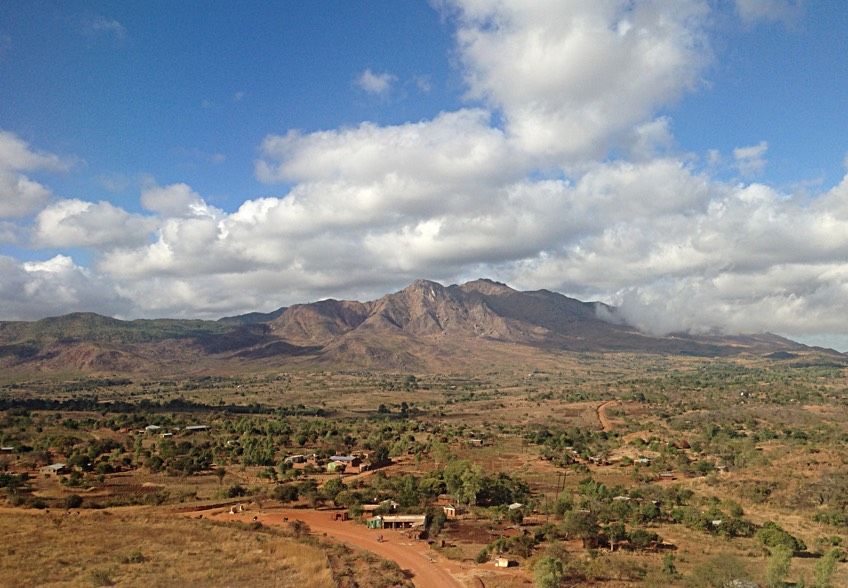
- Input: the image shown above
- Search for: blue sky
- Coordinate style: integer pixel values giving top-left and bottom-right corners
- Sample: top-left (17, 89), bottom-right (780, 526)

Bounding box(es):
top-left (1, 1), bottom-right (848, 349)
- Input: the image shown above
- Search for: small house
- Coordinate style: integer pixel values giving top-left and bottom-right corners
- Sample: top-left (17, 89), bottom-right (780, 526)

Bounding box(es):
top-left (495, 557), bottom-right (516, 568)
top-left (381, 514), bottom-right (427, 529)
top-left (40, 463), bottom-right (68, 476)
top-left (144, 425), bottom-right (162, 434)
top-left (0, 446), bottom-right (15, 454)
top-left (442, 504), bottom-right (457, 519)
top-left (184, 425), bottom-right (210, 433)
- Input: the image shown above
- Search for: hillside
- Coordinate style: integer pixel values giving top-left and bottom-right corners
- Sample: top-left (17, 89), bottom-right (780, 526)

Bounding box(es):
top-left (0, 279), bottom-right (841, 374)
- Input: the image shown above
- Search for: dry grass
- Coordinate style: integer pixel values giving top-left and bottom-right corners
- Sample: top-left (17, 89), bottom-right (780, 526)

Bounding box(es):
top-left (0, 509), bottom-right (334, 587)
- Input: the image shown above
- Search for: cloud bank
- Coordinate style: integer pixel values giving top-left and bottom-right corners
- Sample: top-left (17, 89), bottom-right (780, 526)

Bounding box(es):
top-left (3, 1), bottom-right (848, 349)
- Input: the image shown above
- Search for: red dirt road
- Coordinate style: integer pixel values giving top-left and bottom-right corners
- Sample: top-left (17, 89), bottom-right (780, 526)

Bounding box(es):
top-left (208, 508), bottom-right (466, 588)
top-left (597, 400), bottom-right (618, 432)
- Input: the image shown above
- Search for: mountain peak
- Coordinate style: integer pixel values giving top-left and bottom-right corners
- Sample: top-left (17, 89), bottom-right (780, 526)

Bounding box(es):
top-left (458, 278), bottom-right (515, 296)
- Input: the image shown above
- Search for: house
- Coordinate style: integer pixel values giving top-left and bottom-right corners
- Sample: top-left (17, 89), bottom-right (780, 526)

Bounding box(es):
top-left (435, 494), bottom-right (454, 506)
top-left (184, 425), bottom-right (210, 433)
top-left (160, 432), bottom-right (173, 438)
top-left (362, 500), bottom-right (399, 514)
top-left (326, 462), bottom-right (346, 473)
top-left (284, 454), bottom-right (307, 465)
top-left (40, 463), bottom-right (68, 476)
top-left (367, 515), bottom-right (427, 530)
top-left (330, 455), bottom-right (361, 467)
top-left (442, 504), bottom-right (457, 519)
top-left (507, 502), bottom-right (523, 511)
top-left (0, 446), bottom-right (15, 454)
top-left (467, 438), bottom-right (485, 447)
top-left (144, 425), bottom-right (162, 434)
top-left (495, 557), bottom-right (516, 568)
top-left (330, 511), bottom-right (349, 521)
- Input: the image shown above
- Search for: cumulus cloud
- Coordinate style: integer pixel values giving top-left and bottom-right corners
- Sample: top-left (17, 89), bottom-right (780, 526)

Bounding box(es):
top-left (733, 140), bottom-right (769, 177)
top-left (140, 182), bottom-right (219, 218)
top-left (446, 0), bottom-right (710, 164)
top-left (0, 255), bottom-right (130, 320)
top-left (0, 131), bottom-right (72, 218)
top-left (7, 2), bottom-right (848, 349)
top-left (356, 68), bottom-right (397, 95)
top-left (33, 199), bottom-right (156, 249)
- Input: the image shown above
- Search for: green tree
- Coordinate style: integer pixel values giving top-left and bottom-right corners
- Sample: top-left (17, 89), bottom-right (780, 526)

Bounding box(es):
top-left (322, 477), bottom-right (345, 502)
top-left (766, 545), bottom-right (792, 588)
top-left (813, 548), bottom-right (840, 588)
top-left (534, 556), bottom-right (564, 588)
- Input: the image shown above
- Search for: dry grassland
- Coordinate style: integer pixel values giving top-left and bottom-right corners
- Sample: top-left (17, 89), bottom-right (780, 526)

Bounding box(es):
top-left (0, 509), bottom-right (334, 588)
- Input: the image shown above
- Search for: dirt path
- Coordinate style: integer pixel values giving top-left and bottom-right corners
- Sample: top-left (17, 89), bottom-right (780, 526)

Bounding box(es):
top-left (207, 508), bottom-right (466, 588)
top-left (596, 400), bottom-right (618, 432)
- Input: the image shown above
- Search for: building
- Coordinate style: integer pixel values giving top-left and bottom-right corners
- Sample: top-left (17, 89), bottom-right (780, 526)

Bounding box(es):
top-left (40, 463), bottom-right (68, 476)
top-left (0, 446), bottom-right (14, 454)
top-left (144, 425), bottom-right (162, 434)
top-left (442, 504), bottom-right (457, 519)
top-left (366, 514), bottom-right (427, 530)
top-left (184, 425), bottom-right (210, 433)
top-left (495, 557), bottom-right (516, 568)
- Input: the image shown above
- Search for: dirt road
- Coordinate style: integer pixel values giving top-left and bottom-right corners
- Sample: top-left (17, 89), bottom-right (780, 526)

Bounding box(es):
top-left (208, 508), bottom-right (465, 588)
top-left (596, 400), bottom-right (618, 432)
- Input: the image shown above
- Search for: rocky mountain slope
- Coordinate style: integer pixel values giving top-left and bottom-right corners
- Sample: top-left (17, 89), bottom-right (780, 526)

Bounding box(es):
top-left (0, 279), bottom-right (839, 373)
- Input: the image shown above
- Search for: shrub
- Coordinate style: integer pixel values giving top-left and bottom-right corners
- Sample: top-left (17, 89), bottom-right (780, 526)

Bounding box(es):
top-left (534, 556), bottom-right (564, 588)
top-left (65, 494), bottom-right (83, 509)
top-left (226, 484), bottom-right (247, 498)
top-left (757, 521), bottom-right (806, 553)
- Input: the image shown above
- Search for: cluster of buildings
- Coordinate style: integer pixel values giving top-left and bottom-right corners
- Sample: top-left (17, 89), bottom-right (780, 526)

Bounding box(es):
top-left (284, 452), bottom-right (372, 474)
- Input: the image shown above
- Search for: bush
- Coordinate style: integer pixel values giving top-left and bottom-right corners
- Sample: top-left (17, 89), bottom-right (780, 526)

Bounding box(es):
top-left (534, 556), bottom-right (564, 588)
top-left (65, 494), bottom-right (83, 509)
top-left (757, 521), bottom-right (806, 553)
top-left (272, 484), bottom-right (299, 502)
top-left (226, 484), bottom-right (247, 498)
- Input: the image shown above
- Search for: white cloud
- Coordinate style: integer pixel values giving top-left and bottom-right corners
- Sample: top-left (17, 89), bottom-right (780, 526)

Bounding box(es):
top-left (356, 68), bottom-right (397, 95)
top-left (5, 1), bottom-right (848, 351)
top-left (33, 199), bottom-right (155, 249)
top-left (446, 0), bottom-right (710, 164)
top-left (140, 182), bottom-right (219, 218)
top-left (733, 140), bottom-right (768, 177)
top-left (735, 0), bottom-right (803, 26)
top-left (0, 255), bottom-right (130, 320)
top-left (0, 131), bottom-right (72, 218)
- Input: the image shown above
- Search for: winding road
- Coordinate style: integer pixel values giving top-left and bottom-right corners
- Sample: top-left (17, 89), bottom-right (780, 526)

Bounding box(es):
top-left (208, 508), bottom-right (466, 588)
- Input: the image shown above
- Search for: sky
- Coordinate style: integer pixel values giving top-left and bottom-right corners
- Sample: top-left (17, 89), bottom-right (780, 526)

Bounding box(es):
top-left (1, 0), bottom-right (848, 349)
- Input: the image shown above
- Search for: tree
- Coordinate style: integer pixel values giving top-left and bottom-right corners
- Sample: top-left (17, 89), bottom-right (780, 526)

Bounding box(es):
top-left (534, 556), bottom-right (564, 588)
top-left (662, 554), bottom-right (678, 579)
top-left (215, 467), bottom-right (226, 485)
top-left (607, 521), bottom-right (626, 551)
top-left (561, 510), bottom-right (599, 548)
top-left (765, 545), bottom-right (792, 588)
top-left (322, 477), bottom-right (345, 502)
top-left (813, 548), bottom-right (840, 588)
top-left (686, 554), bottom-right (751, 588)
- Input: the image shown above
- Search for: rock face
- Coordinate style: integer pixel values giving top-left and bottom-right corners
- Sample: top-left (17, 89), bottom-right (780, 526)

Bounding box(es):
top-left (0, 278), bottom-right (838, 374)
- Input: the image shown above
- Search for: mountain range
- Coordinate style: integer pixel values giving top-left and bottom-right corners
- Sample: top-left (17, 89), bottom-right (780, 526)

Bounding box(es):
top-left (0, 279), bottom-right (840, 374)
